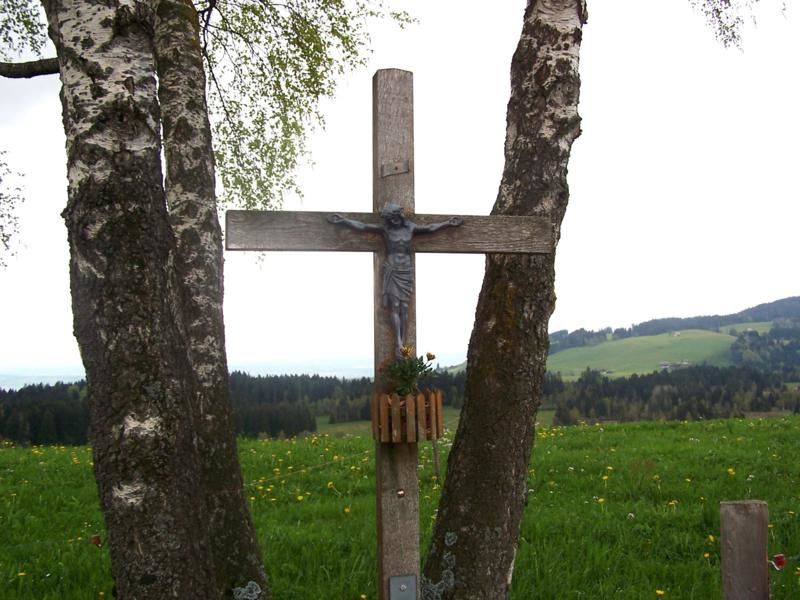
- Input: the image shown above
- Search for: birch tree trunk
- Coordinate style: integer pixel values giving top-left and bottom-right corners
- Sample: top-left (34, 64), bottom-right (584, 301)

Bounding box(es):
top-left (154, 0), bottom-right (269, 593)
top-left (423, 1), bottom-right (587, 598)
top-left (40, 0), bottom-right (265, 596)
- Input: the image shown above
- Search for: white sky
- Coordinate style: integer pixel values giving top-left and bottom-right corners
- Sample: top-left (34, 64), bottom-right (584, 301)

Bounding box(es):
top-left (0, 0), bottom-right (798, 377)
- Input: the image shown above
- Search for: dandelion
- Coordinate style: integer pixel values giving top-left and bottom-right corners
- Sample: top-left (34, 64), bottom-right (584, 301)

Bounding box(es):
top-left (344, 506), bottom-right (351, 514)
top-left (703, 552), bottom-right (710, 559)
top-left (296, 495), bottom-right (305, 502)
top-left (17, 572), bottom-right (26, 577)
top-left (655, 591), bottom-right (666, 596)
top-left (726, 467), bottom-right (736, 476)
top-left (597, 497), bottom-right (605, 504)
top-left (708, 534), bottom-right (716, 543)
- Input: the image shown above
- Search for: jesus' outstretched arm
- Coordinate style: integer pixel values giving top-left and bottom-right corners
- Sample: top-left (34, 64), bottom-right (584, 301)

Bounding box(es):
top-left (412, 215), bottom-right (464, 234)
top-left (327, 213), bottom-right (383, 232)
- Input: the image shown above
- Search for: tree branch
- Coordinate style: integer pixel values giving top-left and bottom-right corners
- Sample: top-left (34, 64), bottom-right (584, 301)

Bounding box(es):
top-left (0, 57), bottom-right (59, 78)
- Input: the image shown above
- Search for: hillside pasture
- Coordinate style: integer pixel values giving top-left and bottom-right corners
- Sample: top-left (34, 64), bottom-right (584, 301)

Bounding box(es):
top-left (546, 329), bottom-right (736, 379)
top-left (2, 416), bottom-right (799, 598)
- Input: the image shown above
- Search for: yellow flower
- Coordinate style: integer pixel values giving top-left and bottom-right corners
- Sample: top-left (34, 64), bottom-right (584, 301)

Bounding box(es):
top-left (727, 467), bottom-right (736, 476)
top-left (656, 591), bottom-right (666, 596)
top-left (597, 497), bottom-right (605, 504)
top-left (400, 346), bottom-right (414, 357)
top-left (327, 481), bottom-right (334, 489)
top-left (708, 534), bottom-right (716, 543)
top-left (296, 495), bottom-right (305, 502)
top-left (17, 572), bottom-right (26, 577)
top-left (601, 475), bottom-right (609, 481)
top-left (344, 505), bottom-right (351, 514)
top-left (703, 552), bottom-right (710, 559)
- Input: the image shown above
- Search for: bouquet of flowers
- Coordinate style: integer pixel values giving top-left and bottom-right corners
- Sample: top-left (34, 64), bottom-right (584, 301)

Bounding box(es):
top-left (381, 347), bottom-right (436, 396)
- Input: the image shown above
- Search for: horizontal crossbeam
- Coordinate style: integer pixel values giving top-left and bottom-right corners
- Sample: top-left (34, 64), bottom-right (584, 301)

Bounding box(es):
top-left (225, 210), bottom-right (554, 254)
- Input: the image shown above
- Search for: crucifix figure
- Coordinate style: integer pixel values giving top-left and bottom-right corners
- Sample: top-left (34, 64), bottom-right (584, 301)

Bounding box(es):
top-left (225, 69), bottom-right (553, 600)
top-left (328, 203), bottom-right (463, 357)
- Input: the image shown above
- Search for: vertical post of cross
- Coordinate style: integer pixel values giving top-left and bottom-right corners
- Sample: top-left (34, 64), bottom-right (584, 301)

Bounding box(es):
top-left (372, 69), bottom-right (420, 600)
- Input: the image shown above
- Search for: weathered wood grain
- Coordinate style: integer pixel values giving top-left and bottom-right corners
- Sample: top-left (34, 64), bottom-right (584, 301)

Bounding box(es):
top-left (226, 210), bottom-right (553, 254)
top-left (406, 396), bottom-right (416, 442)
top-left (720, 500), bottom-right (769, 600)
top-left (372, 69), bottom-right (421, 600)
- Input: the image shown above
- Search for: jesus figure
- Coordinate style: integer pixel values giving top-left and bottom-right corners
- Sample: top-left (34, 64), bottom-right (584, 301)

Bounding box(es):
top-left (328, 202), bottom-right (463, 358)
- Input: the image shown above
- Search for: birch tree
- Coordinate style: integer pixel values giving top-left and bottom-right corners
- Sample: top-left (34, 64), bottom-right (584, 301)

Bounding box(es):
top-left (421, 0), bottom-right (773, 597)
top-left (1, 1), bottom-right (403, 597)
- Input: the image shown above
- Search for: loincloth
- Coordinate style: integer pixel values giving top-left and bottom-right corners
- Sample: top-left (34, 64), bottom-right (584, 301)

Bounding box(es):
top-left (382, 263), bottom-right (413, 306)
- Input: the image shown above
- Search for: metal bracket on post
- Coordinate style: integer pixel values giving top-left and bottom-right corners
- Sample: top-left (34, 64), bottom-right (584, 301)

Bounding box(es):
top-left (389, 575), bottom-right (417, 600)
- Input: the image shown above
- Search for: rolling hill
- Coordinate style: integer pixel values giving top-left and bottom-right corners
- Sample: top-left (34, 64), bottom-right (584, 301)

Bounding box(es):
top-left (545, 329), bottom-right (735, 379)
top-left (447, 295), bottom-right (800, 378)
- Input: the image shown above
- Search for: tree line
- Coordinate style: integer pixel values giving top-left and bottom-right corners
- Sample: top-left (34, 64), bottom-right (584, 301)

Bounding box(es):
top-left (0, 369), bottom-right (467, 445)
top-left (551, 365), bottom-right (800, 425)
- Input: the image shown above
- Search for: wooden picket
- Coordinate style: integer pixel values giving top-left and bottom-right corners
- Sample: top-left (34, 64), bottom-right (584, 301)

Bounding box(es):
top-left (372, 390), bottom-right (444, 443)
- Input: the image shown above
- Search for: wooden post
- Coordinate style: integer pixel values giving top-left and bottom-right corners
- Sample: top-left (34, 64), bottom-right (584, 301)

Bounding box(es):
top-left (224, 68), bottom-right (555, 600)
top-left (373, 69), bottom-right (420, 600)
top-left (720, 500), bottom-right (769, 600)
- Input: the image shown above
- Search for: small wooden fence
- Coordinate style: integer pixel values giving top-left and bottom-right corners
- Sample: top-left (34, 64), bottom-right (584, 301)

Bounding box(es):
top-left (371, 389), bottom-right (443, 444)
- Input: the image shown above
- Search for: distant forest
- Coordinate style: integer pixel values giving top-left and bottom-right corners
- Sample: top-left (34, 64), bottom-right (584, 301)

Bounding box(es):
top-left (550, 366), bottom-right (799, 426)
top-left (3, 297), bottom-right (799, 445)
top-left (0, 369), bottom-right (466, 445)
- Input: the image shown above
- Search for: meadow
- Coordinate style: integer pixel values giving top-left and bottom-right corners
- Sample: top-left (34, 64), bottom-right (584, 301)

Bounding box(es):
top-left (2, 415), bottom-right (799, 598)
top-left (546, 329), bottom-right (736, 379)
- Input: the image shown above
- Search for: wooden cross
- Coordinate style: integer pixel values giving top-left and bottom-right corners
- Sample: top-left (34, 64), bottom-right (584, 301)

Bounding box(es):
top-left (225, 69), bottom-right (553, 600)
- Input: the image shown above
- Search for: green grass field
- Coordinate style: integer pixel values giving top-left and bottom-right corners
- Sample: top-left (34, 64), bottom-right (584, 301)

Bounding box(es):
top-left (448, 322), bottom-right (774, 379)
top-left (546, 329), bottom-right (736, 379)
top-left (3, 415), bottom-right (799, 598)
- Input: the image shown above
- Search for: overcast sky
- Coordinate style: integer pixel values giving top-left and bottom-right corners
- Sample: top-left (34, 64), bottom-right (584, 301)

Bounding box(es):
top-left (1, 0), bottom-right (798, 379)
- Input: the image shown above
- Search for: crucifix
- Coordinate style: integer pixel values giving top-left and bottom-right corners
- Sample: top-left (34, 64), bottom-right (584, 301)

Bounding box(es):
top-left (225, 69), bottom-right (554, 600)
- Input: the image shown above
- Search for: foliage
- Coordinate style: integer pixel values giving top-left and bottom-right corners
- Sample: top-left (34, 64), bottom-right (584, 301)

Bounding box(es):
top-left (196, 0), bottom-right (413, 209)
top-left (0, 0), bottom-right (47, 60)
top-left (730, 319), bottom-right (800, 379)
top-left (551, 365), bottom-right (799, 425)
top-left (686, 0), bottom-right (785, 48)
top-left (379, 347), bottom-right (435, 396)
top-left (0, 150), bottom-right (23, 268)
top-left (3, 416), bottom-right (800, 598)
